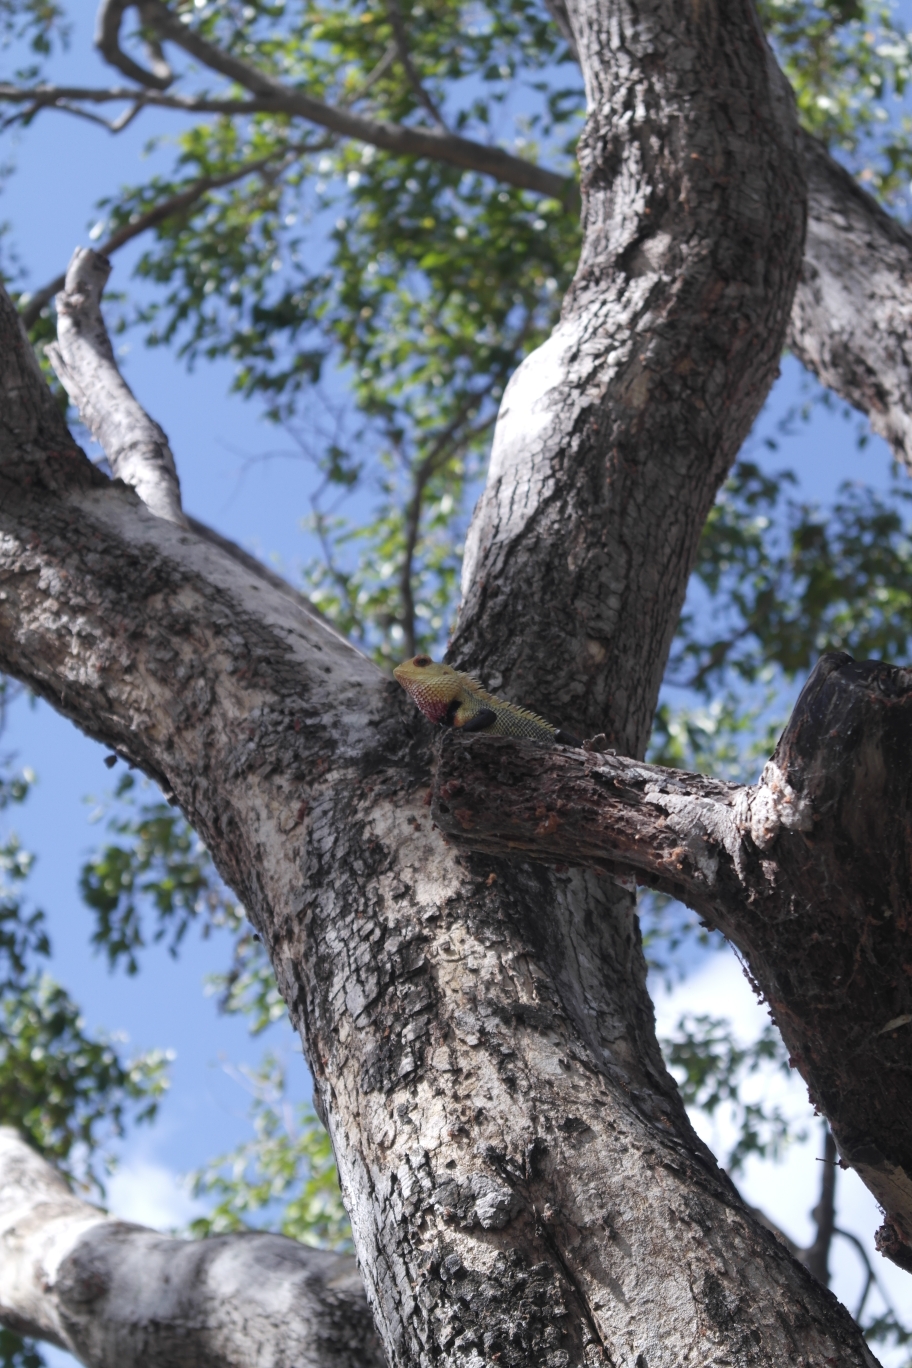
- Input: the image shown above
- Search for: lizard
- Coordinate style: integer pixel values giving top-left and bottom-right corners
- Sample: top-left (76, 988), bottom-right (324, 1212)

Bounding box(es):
top-left (393, 655), bottom-right (582, 747)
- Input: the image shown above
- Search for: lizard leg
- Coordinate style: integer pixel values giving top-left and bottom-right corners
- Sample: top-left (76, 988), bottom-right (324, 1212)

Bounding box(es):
top-left (457, 708), bottom-right (497, 733)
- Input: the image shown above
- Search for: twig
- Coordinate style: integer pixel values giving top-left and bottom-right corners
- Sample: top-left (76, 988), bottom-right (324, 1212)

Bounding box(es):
top-left (398, 396), bottom-right (494, 657)
top-left (95, 0), bottom-right (173, 89)
top-left (385, 0), bottom-right (447, 129)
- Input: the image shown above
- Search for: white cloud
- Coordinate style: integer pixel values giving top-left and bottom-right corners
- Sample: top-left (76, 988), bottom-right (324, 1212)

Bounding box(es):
top-left (106, 1157), bottom-right (205, 1232)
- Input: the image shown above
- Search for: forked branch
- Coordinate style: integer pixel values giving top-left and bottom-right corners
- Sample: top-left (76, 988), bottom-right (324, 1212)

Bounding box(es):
top-left (431, 652), bottom-right (912, 1270)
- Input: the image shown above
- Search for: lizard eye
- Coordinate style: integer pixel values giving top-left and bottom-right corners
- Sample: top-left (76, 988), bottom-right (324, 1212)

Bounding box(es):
top-left (413, 655), bottom-right (432, 667)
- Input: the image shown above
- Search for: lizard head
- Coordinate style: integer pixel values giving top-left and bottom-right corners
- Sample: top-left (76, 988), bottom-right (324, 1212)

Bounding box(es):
top-left (393, 656), bottom-right (461, 724)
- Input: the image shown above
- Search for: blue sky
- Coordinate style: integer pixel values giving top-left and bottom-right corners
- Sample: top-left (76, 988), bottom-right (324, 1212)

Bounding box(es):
top-left (1, 3), bottom-right (910, 1364)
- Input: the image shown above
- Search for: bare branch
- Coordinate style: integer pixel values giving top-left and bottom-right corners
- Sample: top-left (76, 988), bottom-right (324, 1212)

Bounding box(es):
top-left (399, 393), bottom-right (493, 657)
top-left (789, 130), bottom-right (912, 469)
top-left (384, 0), bottom-right (447, 129)
top-left (94, 0), bottom-right (573, 198)
top-left (0, 74), bottom-right (570, 197)
top-left (47, 248), bottom-right (186, 525)
top-left (430, 651), bottom-right (912, 1270)
top-left (0, 1128), bottom-right (383, 1368)
top-left (95, 0), bottom-right (173, 89)
top-left (803, 1128), bottom-right (838, 1287)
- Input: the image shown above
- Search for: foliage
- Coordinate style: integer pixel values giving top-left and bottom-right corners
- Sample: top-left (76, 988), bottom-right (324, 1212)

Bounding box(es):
top-left (760, 0), bottom-right (912, 204)
top-left (0, 760), bottom-right (171, 1185)
top-left (81, 771), bottom-right (244, 974)
top-left (189, 1053), bottom-right (352, 1249)
top-left (0, 1328), bottom-right (43, 1368)
top-left (80, 772), bottom-right (286, 1032)
top-left (0, 751), bottom-right (173, 1368)
top-left (0, 973), bottom-right (171, 1179)
top-left (661, 1012), bottom-right (807, 1175)
top-left (669, 461), bottom-right (912, 699)
top-left (0, 0), bottom-right (67, 69)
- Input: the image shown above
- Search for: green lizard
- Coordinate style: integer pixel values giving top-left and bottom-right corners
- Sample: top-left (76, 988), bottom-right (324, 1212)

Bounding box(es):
top-left (394, 655), bottom-right (582, 746)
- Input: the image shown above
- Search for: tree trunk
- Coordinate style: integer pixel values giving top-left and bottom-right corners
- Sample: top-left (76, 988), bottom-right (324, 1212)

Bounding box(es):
top-left (0, 0), bottom-right (903, 1365)
top-left (430, 651), bottom-right (912, 1269)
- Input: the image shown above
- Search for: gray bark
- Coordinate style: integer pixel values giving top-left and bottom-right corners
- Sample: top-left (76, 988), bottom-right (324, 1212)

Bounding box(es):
top-left (451, 0), bottom-right (806, 757)
top-left (47, 248), bottom-right (186, 526)
top-left (431, 652), bottom-right (912, 1263)
top-left (788, 130), bottom-right (912, 469)
top-left (0, 1128), bottom-right (383, 1368)
top-left (0, 0), bottom-right (904, 1365)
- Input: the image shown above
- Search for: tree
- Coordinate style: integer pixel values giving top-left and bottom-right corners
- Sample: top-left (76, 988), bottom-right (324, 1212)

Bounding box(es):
top-left (0, 0), bottom-right (911, 1364)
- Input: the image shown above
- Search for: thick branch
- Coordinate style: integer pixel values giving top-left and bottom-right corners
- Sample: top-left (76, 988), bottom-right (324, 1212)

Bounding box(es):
top-left (431, 651), bottom-right (912, 1268)
top-left (47, 248), bottom-right (186, 525)
top-left (789, 130), bottom-right (912, 468)
top-left (0, 1128), bottom-right (383, 1367)
top-left (451, 1), bottom-right (806, 754)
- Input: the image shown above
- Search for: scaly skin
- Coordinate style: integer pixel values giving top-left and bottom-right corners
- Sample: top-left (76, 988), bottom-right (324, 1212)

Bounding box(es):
top-left (393, 656), bottom-right (581, 746)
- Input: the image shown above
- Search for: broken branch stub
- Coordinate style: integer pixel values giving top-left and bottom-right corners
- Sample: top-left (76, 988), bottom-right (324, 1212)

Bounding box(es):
top-left (756, 652), bottom-right (912, 1267)
top-left (431, 653), bottom-right (912, 1269)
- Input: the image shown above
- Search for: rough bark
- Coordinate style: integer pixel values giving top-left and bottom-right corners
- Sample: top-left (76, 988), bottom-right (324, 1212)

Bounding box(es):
top-left (47, 248), bottom-right (186, 526)
top-left (0, 1129), bottom-right (383, 1368)
top-left (0, 1), bottom-right (904, 1365)
top-left (0, 260), bottom-right (882, 1367)
top-left (788, 130), bottom-right (912, 470)
top-left (430, 651), bottom-right (912, 1267)
top-left (451, 0), bottom-right (806, 755)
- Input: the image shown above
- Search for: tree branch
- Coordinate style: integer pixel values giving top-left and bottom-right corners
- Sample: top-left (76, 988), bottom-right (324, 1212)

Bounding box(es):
top-left (46, 248), bottom-right (186, 525)
top-left (804, 1127), bottom-right (838, 1287)
top-left (38, 246), bottom-right (342, 631)
top-left (82, 0), bottom-right (573, 199)
top-left (0, 1128), bottom-right (384, 1368)
top-left (95, 0), bottom-right (174, 89)
top-left (788, 129), bottom-right (912, 468)
top-left (0, 77), bottom-right (568, 197)
top-left (450, 3), bottom-right (805, 754)
top-left (541, 0), bottom-right (579, 62)
top-left (431, 651), bottom-right (912, 1270)
top-left (384, 0), bottom-right (447, 129)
